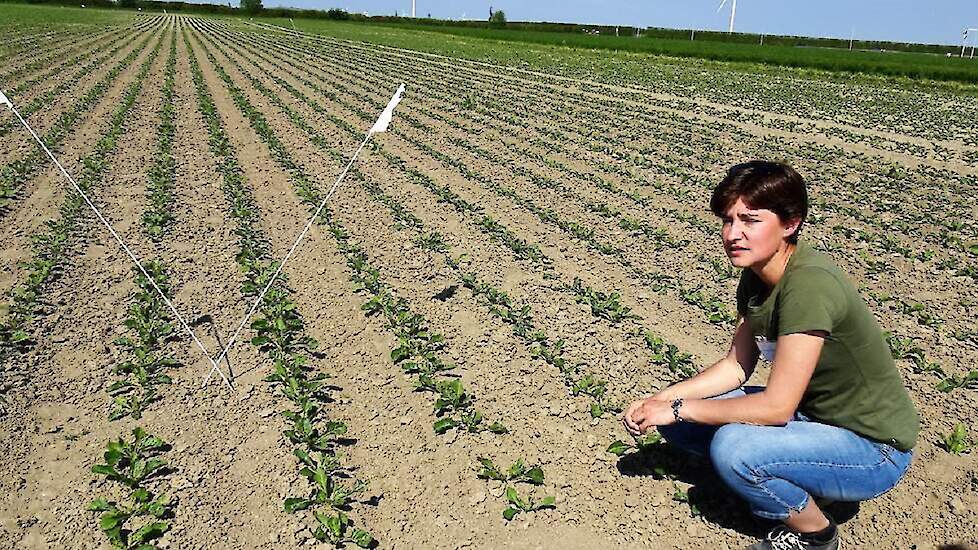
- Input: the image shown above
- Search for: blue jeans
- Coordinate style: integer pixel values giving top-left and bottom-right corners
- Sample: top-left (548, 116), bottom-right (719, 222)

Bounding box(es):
top-left (657, 387), bottom-right (913, 520)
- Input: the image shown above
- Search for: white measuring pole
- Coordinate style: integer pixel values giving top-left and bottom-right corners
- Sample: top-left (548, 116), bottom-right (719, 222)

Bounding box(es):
top-left (201, 84), bottom-right (407, 387)
top-left (0, 89), bottom-right (235, 390)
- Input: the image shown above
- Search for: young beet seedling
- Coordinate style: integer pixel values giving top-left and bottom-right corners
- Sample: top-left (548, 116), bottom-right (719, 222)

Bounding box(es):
top-left (285, 449), bottom-right (366, 512)
top-left (88, 427), bottom-right (175, 549)
top-left (942, 423), bottom-right (973, 455)
top-left (644, 332), bottom-right (698, 379)
top-left (88, 490), bottom-right (172, 550)
top-left (91, 427), bottom-right (169, 488)
top-left (431, 379), bottom-right (506, 435)
top-left (502, 486), bottom-right (556, 521)
top-left (312, 510), bottom-right (373, 548)
top-left (477, 458), bottom-right (555, 521)
top-left (671, 482), bottom-right (702, 517)
top-left (477, 457), bottom-right (545, 485)
top-left (607, 431), bottom-right (663, 457)
top-left (936, 370), bottom-right (978, 393)
top-left (570, 373), bottom-right (621, 418)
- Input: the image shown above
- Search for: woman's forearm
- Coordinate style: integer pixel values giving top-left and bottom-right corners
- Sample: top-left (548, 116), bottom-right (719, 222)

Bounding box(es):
top-left (680, 391), bottom-right (793, 426)
top-left (656, 358), bottom-right (746, 401)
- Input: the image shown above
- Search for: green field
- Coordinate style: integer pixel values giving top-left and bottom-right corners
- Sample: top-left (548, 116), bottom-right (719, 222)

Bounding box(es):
top-left (248, 16), bottom-right (978, 86)
top-left (0, 2), bottom-right (134, 27)
top-left (375, 23), bottom-right (978, 83)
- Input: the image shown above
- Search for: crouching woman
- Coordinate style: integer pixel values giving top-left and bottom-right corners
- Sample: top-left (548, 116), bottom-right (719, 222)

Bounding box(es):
top-left (623, 161), bottom-right (918, 550)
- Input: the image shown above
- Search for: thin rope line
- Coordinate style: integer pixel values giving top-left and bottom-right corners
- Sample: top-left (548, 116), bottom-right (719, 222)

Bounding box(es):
top-left (3, 98), bottom-right (234, 390)
top-left (202, 131), bottom-right (373, 386)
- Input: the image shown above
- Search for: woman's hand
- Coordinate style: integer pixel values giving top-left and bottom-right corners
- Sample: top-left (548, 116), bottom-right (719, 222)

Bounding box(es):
top-left (622, 397), bottom-right (676, 436)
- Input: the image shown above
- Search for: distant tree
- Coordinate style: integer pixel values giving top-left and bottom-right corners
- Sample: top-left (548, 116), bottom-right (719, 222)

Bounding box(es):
top-left (489, 9), bottom-right (506, 28)
top-left (117, 0), bottom-right (137, 8)
top-left (240, 0), bottom-right (262, 14)
top-left (325, 8), bottom-right (350, 20)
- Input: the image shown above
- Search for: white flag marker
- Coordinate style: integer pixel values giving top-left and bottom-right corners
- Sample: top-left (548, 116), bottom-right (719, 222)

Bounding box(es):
top-left (370, 83), bottom-right (405, 134)
top-left (202, 83), bottom-right (408, 387)
top-left (0, 88), bottom-right (234, 390)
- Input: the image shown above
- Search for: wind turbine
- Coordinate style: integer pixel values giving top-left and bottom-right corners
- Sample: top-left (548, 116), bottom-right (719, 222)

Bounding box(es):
top-left (717, 0), bottom-right (737, 34)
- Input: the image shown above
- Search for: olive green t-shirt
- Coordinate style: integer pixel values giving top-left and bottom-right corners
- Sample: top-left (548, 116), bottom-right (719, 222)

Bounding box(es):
top-left (736, 240), bottom-right (919, 450)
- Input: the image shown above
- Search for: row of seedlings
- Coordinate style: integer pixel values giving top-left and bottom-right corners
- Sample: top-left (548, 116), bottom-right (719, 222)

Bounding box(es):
top-left (88, 31), bottom-right (188, 546)
top-left (0, 29), bottom-right (140, 140)
top-left (200, 26), bottom-right (702, 456)
top-left (199, 24), bottom-right (704, 420)
top-left (221, 27), bottom-right (735, 328)
top-left (0, 28), bottom-right (160, 214)
top-left (188, 26), bottom-right (563, 522)
top-left (185, 33), bottom-right (374, 546)
top-left (215, 22), bottom-right (701, 512)
top-left (142, 31), bottom-right (179, 240)
top-left (0, 34), bottom-right (165, 408)
top-left (0, 26), bottom-right (131, 110)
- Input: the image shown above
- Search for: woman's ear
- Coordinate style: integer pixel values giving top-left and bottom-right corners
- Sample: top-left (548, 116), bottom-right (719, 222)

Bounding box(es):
top-left (782, 217), bottom-right (802, 239)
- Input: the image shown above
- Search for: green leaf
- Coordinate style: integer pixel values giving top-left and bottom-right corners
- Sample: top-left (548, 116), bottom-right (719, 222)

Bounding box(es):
top-left (104, 445), bottom-right (123, 465)
top-left (99, 510), bottom-right (128, 531)
top-left (433, 418), bottom-right (456, 434)
top-left (505, 486), bottom-right (521, 506)
top-left (325, 512), bottom-right (345, 536)
top-left (325, 421), bottom-right (348, 435)
top-left (87, 498), bottom-right (112, 512)
top-left (91, 464), bottom-right (119, 477)
top-left (284, 497), bottom-right (312, 513)
top-left (143, 457), bottom-right (167, 479)
top-left (535, 496), bottom-right (557, 510)
top-left (606, 440), bottom-right (632, 456)
top-left (487, 422), bottom-right (508, 434)
top-left (506, 459), bottom-right (526, 479)
top-left (351, 528), bottom-right (374, 548)
top-left (524, 467), bottom-right (545, 485)
top-left (131, 488), bottom-right (151, 504)
top-left (293, 448), bottom-right (314, 467)
top-left (637, 432), bottom-right (663, 448)
top-left (502, 506), bottom-right (519, 521)
top-left (390, 345), bottom-right (410, 363)
top-left (131, 521), bottom-right (169, 544)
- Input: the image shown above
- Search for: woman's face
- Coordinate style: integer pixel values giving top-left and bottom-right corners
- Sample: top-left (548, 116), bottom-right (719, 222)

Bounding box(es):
top-left (720, 197), bottom-right (798, 269)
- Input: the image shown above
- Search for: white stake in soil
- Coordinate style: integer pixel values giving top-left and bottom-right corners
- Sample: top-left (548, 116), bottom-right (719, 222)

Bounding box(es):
top-left (201, 83), bottom-right (407, 387)
top-left (0, 88), bottom-right (235, 390)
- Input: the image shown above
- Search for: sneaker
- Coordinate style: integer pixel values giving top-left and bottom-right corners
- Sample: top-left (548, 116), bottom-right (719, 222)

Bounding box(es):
top-left (747, 524), bottom-right (840, 550)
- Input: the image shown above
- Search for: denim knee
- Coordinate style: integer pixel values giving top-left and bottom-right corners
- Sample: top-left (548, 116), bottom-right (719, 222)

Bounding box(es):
top-left (708, 423), bottom-right (810, 520)
top-left (709, 423), bottom-right (754, 479)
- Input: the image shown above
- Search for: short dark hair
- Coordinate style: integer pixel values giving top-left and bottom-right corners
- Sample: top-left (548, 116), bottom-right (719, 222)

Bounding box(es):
top-left (710, 161), bottom-right (809, 244)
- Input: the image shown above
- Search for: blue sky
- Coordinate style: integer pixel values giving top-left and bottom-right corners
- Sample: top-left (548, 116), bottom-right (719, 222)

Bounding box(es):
top-left (264, 0), bottom-right (978, 46)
